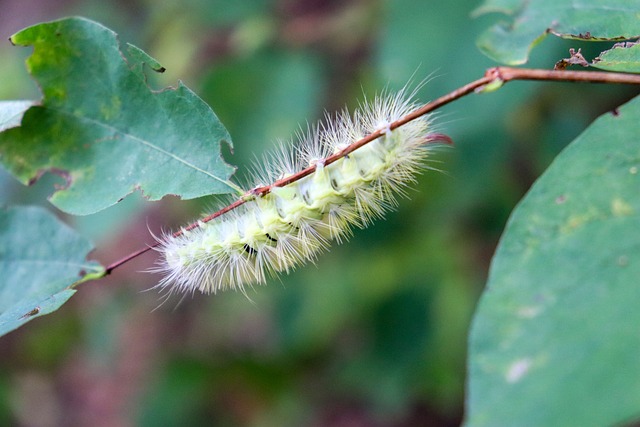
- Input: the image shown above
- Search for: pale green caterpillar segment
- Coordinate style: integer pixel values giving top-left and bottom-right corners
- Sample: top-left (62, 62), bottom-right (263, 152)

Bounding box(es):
top-left (156, 89), bottom-right (440, 295)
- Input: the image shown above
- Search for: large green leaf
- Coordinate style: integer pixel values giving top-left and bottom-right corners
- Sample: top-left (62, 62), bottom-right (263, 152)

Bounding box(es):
top-left (0, 206), bottom-right (104, 337)
top-left (0, 17), bottom-right (237, 215)
top-left (466, 95), bottom-right (640, 426)
top-left (474, 0), bottom-right (640, 64)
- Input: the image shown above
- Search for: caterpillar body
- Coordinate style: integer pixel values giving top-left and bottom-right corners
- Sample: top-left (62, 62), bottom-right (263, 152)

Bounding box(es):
top-left (155, 87), bottom-right (447, 295)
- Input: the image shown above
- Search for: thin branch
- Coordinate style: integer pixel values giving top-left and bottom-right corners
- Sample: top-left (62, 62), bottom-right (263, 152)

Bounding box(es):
top-left (489, 67), bottom-right (640, 84)
top-left (104, 66), bottom-right (640, 275)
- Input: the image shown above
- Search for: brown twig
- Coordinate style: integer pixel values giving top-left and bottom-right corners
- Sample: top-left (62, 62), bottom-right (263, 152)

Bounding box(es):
top-left (104, 66), bottom-right (640, 275)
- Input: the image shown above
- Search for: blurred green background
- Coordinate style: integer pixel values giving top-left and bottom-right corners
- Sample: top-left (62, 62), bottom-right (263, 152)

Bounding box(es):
top-left (1, 1), bottom-right (637, 426)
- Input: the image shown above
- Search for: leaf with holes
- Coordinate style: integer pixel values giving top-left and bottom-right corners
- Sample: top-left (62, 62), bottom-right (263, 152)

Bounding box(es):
top-left (0, 17), bottom-right (237, 215)
top-left (0, 205), bottom-right (104, 337)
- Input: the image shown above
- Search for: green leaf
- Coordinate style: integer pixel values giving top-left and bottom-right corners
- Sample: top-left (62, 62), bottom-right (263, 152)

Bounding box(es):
top-left (0, 17), bottom-right (237, 215)
top-left (0, 100), bottom-right (34, 132)
top-left (466, 96), bottom-right (640, 426)
top-left (0, 205), bottom-right (104, 337)
top-left (593, 41), bottom-right (640, 73)
top-left (474, 0), bottom-right (640, 64)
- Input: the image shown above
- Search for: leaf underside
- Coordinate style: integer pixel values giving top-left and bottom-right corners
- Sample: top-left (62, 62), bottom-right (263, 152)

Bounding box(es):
top-left (474, 0), bottom-right (640, 65)
top-left (0, 206), bottom-right (104, 337)
top-left (0, 17), bottom-right (237, 215)
top-left (466, 95), bottom-right (640, 426)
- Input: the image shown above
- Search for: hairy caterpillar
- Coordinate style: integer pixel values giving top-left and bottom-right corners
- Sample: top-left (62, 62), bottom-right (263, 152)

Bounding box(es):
top-left (154, 86), bottom-right (448, 295)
